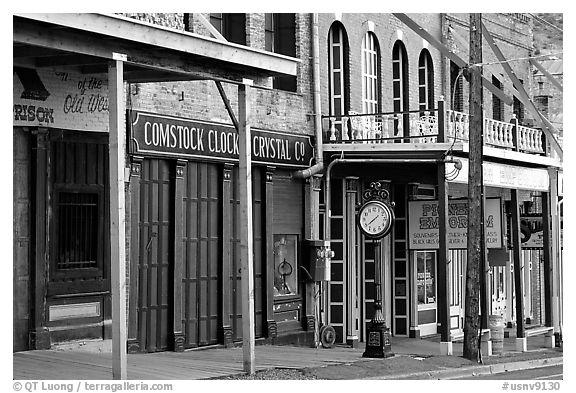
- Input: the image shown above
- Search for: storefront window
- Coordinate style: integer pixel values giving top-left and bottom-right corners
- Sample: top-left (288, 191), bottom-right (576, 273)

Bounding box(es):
top-left (273, 235), bottom-right (298, 296)
top-left (416, 251), bottom-right (436, 305)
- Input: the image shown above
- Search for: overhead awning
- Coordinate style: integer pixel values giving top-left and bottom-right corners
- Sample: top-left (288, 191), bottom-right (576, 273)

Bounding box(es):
top-left (13, 13), bottom-right (299, 84)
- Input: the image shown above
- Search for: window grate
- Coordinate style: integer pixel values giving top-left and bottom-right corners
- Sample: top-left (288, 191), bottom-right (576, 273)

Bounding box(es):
top-left (56, 192), bottom-right (99, 270)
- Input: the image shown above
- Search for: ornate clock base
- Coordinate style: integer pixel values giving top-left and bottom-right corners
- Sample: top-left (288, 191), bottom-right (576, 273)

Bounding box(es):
top-left (362, 320), bottom-right (394, 358)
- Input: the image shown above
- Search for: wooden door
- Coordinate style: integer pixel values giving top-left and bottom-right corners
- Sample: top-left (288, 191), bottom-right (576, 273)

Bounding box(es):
top-left (137, 159), bottom-right (172, 352)
top-left (46, 132), bottom-right (110, 343)
top-left (181, 162), bottom-right (220, 348)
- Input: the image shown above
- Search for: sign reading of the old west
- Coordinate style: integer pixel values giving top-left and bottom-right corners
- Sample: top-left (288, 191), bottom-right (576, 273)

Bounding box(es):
top-left (408, 198), bottom-right (503, 249)
top-left (129, 110), bottom-right (314, 167)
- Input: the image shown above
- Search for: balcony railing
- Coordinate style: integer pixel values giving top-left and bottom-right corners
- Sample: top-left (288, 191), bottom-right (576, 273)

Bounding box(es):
top-left (323, 101), bottom-right (546, 155)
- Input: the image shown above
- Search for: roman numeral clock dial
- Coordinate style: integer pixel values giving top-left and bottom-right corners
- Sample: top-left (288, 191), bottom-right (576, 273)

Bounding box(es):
top-left (357, 200), bottom-right (394, 239)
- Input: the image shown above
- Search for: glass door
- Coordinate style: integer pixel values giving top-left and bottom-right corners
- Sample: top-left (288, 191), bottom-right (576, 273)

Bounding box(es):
top-left (415, 250), bottom-right (437, 336)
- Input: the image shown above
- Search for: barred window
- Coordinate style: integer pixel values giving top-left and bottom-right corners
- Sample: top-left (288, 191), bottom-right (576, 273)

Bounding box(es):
top-left (56, 192), bottom-right (99, 270)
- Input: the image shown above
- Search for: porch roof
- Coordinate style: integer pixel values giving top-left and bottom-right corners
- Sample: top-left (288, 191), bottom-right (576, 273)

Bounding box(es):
top-left (13, 13), bottom-right (299, 84)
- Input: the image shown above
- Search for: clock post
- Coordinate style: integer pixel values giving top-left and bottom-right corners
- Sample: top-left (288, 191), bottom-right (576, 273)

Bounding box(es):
top-left (357, 181), bottom-right (395, 359)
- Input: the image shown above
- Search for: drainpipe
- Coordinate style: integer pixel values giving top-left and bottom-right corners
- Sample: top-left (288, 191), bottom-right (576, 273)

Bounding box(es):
top-left (293, 13), bottom-right (323, 179)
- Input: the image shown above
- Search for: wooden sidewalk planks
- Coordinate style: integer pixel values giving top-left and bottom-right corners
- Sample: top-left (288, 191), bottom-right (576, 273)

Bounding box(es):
top-left (14, 344), bottom-right (367, 380)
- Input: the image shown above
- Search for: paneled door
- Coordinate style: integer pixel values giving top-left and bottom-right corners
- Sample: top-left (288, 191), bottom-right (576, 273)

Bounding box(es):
top-left (137, 159), bottom-right (172, 352)
top-left (181, 162), bottom-right (221, 348)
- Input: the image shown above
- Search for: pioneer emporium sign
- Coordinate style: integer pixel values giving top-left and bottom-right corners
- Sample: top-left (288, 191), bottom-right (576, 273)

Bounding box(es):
top-left (129, 110), bottom-right (314, 168)
top-left (408, 198), bottom-right (503, 250)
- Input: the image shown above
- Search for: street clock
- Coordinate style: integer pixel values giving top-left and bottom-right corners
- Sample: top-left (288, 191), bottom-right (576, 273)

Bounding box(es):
top-left (357, 200), bottom-right (395, 239)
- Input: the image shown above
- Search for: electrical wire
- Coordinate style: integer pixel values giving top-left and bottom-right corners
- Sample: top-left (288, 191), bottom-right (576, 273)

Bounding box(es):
top-left (529, 13), bottom-right (563, 34)
top-left (468, 52), bottom-right (563, 68)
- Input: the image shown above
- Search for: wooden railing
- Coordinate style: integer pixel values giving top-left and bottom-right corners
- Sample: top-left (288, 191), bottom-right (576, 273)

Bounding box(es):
top-left (322, 100), bottom-right (546, 156)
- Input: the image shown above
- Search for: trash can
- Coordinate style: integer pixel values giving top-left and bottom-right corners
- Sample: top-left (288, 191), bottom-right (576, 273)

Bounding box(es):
top-left (489, 315), bottom-right (504, 355)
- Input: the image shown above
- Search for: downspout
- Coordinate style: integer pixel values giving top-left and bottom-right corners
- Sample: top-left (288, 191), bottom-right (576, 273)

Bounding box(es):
top-left (293, 13), bottom-right (323, 179)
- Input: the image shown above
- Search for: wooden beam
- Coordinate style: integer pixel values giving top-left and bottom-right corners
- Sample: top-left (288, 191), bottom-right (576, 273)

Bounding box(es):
top-left (215, 81), bottom-right (240, 130)
top-left (530, 58), bottom-right (563, 92)
top-left (238, 79), bottom-right (255, 374)
top-left (35, 54), bottom-right (101, 68)
top-left (481, 22), bottom-right (563, 159)
top-left (109, 55), bottom-right (127, 380)
top-left (14, 13), bottom-right (298, 76)
top-left (392, 13), bottom-right (513, 105)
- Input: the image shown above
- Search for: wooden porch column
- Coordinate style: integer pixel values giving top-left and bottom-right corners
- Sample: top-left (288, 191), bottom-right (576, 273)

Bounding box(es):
top-left (31, 127), bottom-right (50, 350)
top-left (511, 189), bottom-right (526, 350)
top-left (437, 163), bottom-right (451, 354)
top-left (172, 159), bottom-right (187, 351)
top-left (238, 79), bottom-right (255, 374)
top-left (547, 168), bottom-right (561, 339)
top-left (109, 55), bottom-right (127, 380)
top-left (541, 190), bottom-right (554, 334)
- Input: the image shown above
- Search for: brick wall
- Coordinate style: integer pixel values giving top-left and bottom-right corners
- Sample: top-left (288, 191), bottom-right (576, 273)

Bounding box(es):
top-left (317, 13), bottom-right (445, 121)
top-left (13, 128), bottom-right (31, 351)
top-left (128, 13), bottom-right (315, 136)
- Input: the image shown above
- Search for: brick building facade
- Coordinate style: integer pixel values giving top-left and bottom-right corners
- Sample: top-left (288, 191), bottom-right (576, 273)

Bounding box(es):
top-left (13, 13), bottom-right (562, 354)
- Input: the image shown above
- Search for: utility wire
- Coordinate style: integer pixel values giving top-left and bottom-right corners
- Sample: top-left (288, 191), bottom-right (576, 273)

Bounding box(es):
top-left (468, 52), bottom-right (563, 68)
top-left (529, 13), bottom-right (563, 34)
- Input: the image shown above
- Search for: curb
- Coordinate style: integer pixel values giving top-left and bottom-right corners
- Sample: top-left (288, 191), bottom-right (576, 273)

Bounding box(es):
top-left (363, 356), bottom-right (563, 380)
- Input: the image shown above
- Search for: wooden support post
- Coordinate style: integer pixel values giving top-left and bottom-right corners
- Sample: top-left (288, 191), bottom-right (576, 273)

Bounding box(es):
top-left (31, 128), bottom-right (50, 350)
top-left (463, 13), bottom-right (483, 362)
top-left (109, 56), bottom-right (127, 380)
top-left (238, 79), bottom-right (255, 374)
top-left (437, 164), bottom-right (451, 347)
top-left (511, 189), bottom-right (525, 338)
top-left (542, 191), bottom-right (553, 329)
top-left (547, 169), bottom-right (561, 337)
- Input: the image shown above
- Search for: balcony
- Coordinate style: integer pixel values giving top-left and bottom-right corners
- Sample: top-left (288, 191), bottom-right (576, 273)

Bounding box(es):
top-left (322, 101), bottom-right (548, 158)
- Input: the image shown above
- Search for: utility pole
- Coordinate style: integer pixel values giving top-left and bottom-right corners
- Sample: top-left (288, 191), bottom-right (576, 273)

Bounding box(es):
top-left (463, 13), bottom-right (484, 362)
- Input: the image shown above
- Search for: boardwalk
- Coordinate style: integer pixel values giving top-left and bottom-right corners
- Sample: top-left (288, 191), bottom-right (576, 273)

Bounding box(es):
top-left (13, 333), bottom-right (554, 380)
top-left (13, 344), bottom-right (372, 380)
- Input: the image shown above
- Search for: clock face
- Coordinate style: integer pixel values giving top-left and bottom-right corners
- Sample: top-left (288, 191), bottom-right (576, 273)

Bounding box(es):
top-left (358, 201), bottom-right (393, 238)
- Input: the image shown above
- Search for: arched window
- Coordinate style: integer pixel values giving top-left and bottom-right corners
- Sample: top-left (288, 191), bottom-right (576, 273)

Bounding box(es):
top-left (418, 49), bottom-right (434, 113)
top-left (328, 22), bottom-right (349, 134)
top-left (450, 61), bottom-right (464, 112)
top-left (392, 41), bottom-right (409, 139)
top-left (361, 32), bottom-right (380, 114)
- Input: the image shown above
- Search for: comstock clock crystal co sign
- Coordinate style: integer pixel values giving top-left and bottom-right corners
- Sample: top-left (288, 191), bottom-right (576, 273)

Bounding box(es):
top-left (128, 110), bottom-right (314, 168)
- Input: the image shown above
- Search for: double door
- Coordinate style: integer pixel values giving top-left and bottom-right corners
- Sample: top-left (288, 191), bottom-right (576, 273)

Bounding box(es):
top-left (130, 158), bottom-right (264, 352)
